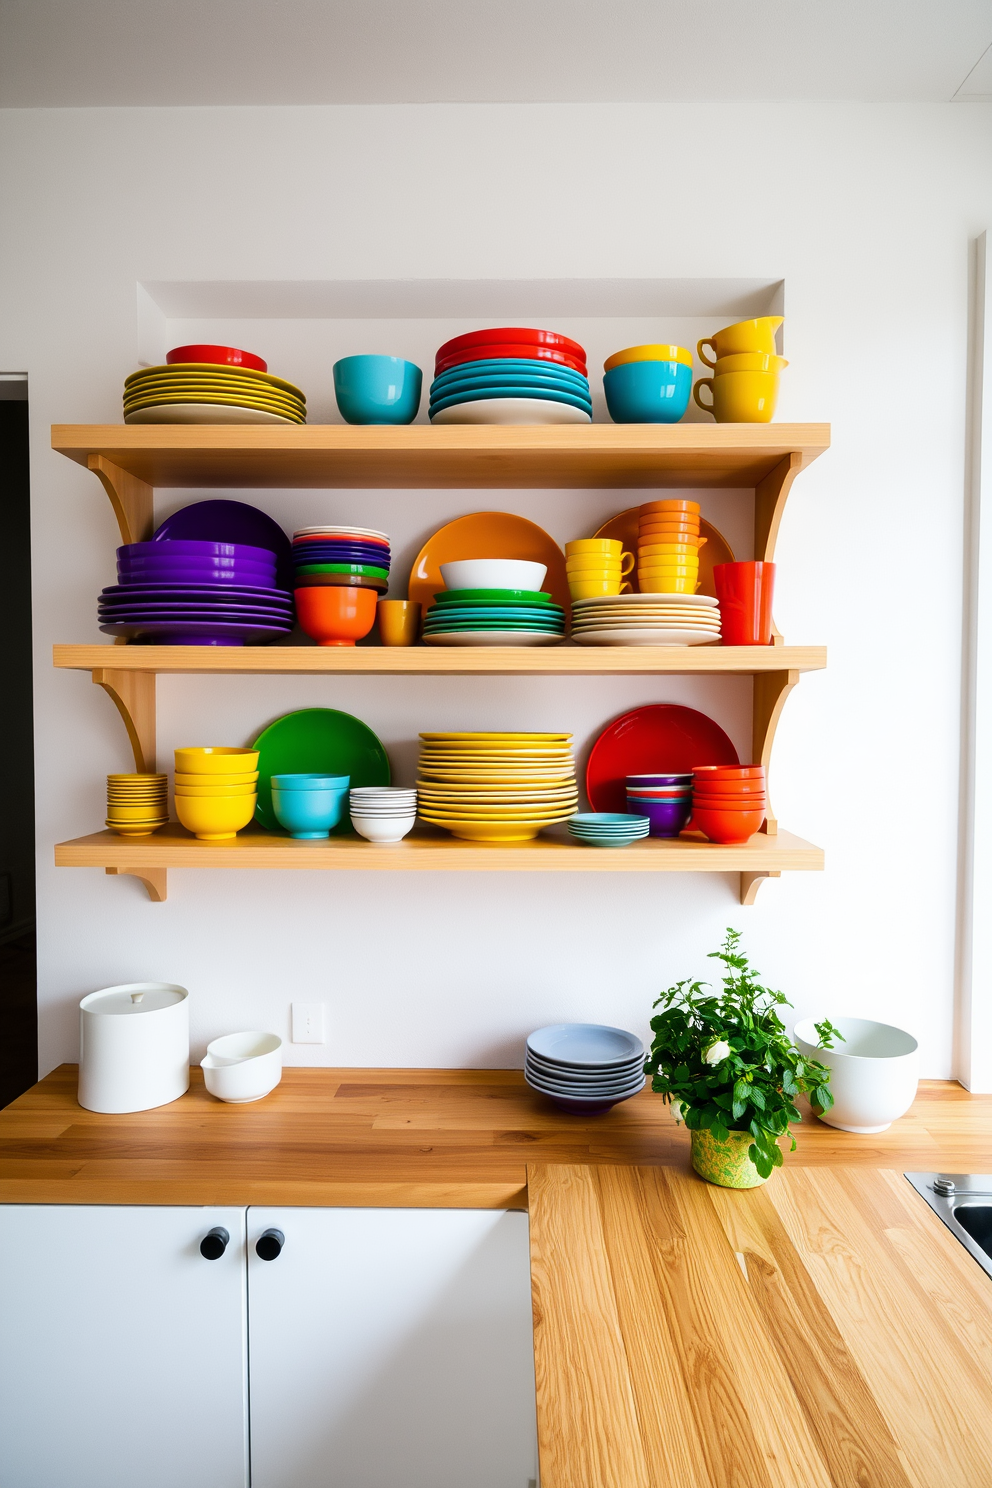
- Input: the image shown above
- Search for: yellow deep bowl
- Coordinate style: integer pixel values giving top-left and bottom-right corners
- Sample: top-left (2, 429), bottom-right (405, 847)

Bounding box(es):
top-left (174, 746), bottom-right (260, 774)
top-left (604, 344), bottom-right (693, 372)
top-left (174, 770), bottom-right (259, 787)
top-left (175, 792), bottom-right (257, 840)
top-left (174, 782), bottom-right (258, 798)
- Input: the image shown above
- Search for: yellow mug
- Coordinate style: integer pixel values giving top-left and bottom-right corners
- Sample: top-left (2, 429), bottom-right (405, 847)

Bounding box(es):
top-left (697, 316), bottom-right (783, 368)
top-left (638, 575), bottom-right (699, 594)
top-left (377, 599), bottom-right (421, 646)
top-left (569, 577), bottom-right (632, 599)
top-left (693, 370), bottom-right (779, 424)
top-left (603, 344), bottom-right (692, 372)
top-left (565, 548), bottom-right (634, 576)
top-left (565, 538), bottom-right (623, 556)
top-left (568, 567), bottom-right (627, 583)
top-left (713, 351), bottom-right (788, 375)
top-left (639, 566), bottom-right (699, 580)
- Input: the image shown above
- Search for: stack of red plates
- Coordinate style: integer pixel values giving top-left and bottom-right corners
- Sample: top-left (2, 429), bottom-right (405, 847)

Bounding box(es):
top-left (428, 327), bottom-right (592, 426)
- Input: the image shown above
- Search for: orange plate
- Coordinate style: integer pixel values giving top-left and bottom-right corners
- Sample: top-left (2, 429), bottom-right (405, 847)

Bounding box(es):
top-left (408, 512), bottom-right (570, 619)
top-left (594, 509), bottom-right (733, 598)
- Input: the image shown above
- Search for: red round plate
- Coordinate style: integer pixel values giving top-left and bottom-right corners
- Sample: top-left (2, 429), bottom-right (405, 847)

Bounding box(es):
top-left (436, 327), bottom-right (586, 366)
top-left (166, 344), bottom-right (267, 372)
top-left (434, 344), bottom-right (587, 377)
top-left (586, 704), bottom-right (740, 815)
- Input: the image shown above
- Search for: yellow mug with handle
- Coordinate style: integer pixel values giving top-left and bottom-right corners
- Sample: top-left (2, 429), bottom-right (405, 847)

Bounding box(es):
top-left (693, 370), bottom-right (779, 423)
top-left (713, 351), bottom-right (788, 375)
top-left (565, 552), bottom-right (634, 576)
top-left (697, 316), bottom-right (783, 369)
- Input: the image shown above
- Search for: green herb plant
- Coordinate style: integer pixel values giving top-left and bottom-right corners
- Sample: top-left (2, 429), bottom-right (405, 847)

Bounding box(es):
top-left (644, 929), bottom-right (842, 1180)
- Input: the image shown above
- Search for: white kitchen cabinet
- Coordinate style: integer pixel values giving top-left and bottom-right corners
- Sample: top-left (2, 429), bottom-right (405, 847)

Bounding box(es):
top-left (246, 1207), bottom-right (538, 1488)
top-left (0, 1205), bottom-right (248, 1488)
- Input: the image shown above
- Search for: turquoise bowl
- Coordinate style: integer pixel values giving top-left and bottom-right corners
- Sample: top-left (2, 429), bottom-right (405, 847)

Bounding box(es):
top-left (603, 361), bottom-right (691, 424)
top-left (333, 356), bottom-right (422, 425)
top-left (271, 781), bottom-right (349, 838)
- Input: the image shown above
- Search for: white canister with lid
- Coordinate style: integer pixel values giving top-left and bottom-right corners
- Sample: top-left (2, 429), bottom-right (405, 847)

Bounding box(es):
top-left (78, 982), bottom-right (189, 1113)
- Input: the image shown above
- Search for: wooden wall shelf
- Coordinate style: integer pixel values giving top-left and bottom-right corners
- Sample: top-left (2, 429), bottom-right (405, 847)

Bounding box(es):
top-left (55, 824), bottom-right (823, 907)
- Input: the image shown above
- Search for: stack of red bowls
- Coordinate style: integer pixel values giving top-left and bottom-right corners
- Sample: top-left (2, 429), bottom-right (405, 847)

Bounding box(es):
top-left (428, 328), bottom-right (592, 425)
top-left (691, 765), bottom-right (767, 844)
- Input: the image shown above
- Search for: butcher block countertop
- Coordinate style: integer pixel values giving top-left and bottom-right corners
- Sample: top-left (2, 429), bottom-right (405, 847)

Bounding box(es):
top-left (3, 1068), bottom-right (992, 1488)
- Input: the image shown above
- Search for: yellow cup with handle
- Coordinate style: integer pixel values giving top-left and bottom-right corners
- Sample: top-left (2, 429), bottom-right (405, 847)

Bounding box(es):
top-left (693, 369), bottom-right (779, 423)
top-left (569, 576), bottom-right (632, 599)
top-left (697, 316), bottom-right (783, 368)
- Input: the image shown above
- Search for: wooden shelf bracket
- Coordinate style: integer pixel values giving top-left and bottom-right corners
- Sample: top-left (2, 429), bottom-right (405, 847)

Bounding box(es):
top-left (88, 454), bottom-right (154, 545)
top-left (92, 668), bottom-right (156, 773)
top-left (752, 668), bottom-right (800, 836)
top-left (105, 866), bottom-right (168, 902)
top-left (739, 870), bottom-right (781, 905)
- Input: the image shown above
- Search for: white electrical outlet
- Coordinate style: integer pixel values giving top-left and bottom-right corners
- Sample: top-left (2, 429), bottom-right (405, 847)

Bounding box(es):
top-left (292, 1002), bottom-right (326, 1044)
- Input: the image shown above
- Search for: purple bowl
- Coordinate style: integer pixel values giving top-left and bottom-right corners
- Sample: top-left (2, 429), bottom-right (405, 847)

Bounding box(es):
top-left (118, 566), bottom-right (278, 586)
top-left (119, 540), bottom-right (277, 563)
top-left (626, 773), bottom-right (692, 785)
top-left (630, 796), bottom-right (693, 838)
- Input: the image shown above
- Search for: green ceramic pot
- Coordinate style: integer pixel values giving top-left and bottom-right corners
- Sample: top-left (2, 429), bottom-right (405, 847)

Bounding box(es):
top-left (690, 1127), bottom-right (768, 1189)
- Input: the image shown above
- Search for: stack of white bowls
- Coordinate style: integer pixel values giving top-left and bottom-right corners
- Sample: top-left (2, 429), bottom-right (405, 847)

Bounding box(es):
top-left (524, 1023), bottom-right (645, 1114)
top-left (349, 786), bottom-right (417, 843)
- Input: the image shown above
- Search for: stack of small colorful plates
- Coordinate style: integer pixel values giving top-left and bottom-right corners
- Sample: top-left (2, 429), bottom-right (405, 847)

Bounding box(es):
top-left (105, 773), bottom-right (169, 837)
top-left (422, 587), bottom-right (566, 646)
top-left (291, 526), bottom-right (391, 592)
top-left (570, 591), bottom-right (722, 646)
top-left (428, 327), bottom-right (592, 425)
top-left (567, 812), bottom-right (650, 847)
top-left (416, 732), bottom-right (578, 841)
top-left (123, 359), bottom-right (307, 425)
top-left (524, 1023), bottom-right (646, 1114)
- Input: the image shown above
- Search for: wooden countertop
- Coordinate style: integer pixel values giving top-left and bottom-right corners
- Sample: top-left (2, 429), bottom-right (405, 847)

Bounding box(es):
top-left (530, 1163), bottom-right (992, 1488)
top-left (0, 1066), bottom-right (988, 1207)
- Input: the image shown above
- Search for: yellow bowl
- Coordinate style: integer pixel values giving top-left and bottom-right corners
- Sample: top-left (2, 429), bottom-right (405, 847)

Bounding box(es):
top-left (604, 344), bottom-right (693, 372)
top-left (106, 821), bottom-right (168, 837)
top-left (106, 804), bottom-right (168, 820)
top-left (174, 782), bottom-right (258, 798)
top-left (174, 770), bottom-right (259, 787)
top-left (175, 792), bottom-right (257, 840)
top-left (564, 538), bottom-right (624, 557)
top-left (174, 747), bottom-right (259, 774)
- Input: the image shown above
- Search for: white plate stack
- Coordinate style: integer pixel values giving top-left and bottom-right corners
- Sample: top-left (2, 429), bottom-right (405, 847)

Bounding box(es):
top-left (571, 591), bottom-right (722, 646)
top-left (524, 1023), bottom-right (645, 1113)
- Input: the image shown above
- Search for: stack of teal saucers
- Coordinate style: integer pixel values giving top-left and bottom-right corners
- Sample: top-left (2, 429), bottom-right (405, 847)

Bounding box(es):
top-left (567, 812), bottom-right (651, 847)
top-left (421, 587), bottom-right (566, 647)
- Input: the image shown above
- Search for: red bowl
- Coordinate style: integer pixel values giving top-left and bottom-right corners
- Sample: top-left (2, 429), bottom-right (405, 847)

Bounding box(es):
top-left (434, 344), bottom-right (587, 377)
top-left (693, 765), bottom-right (765, 782)
top-left (436, 327), bottom-right (586, 366)
top-left (166, 344), bottom-right (267, 372)
top-left (294, 584), bottom-right (377, 646)
top-left (692, 805), bottom-right (765, 844)
top-left (691, 781), bottom-right (767, 796)
top-left (692, 796), bottom-right (767, 810)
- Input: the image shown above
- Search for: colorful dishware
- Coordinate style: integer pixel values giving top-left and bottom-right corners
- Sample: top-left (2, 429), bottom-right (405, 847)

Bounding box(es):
top-left (377, 600), bottom-right (421, 646)
top-left (250, 708), bottom-right (390, 832)
top-left (332, 355), bottom-right (422, 425)
top-left (271, 774), bottom-right (350, 838)
top-left (697, 317), bottom-right (783, 367)
top-left (166, 344), bottom-right (268, 372)
top-left (586, 705), bottom-right (739, 815)
top-left (603, 359), bottom-right (692, 424)
top-left (409, 514), bottom-right (569, 617)
top-left (713, 561), bottom-right (776, 645)
top-left (694, 370), bottom-right (780, 423)
top-left (294, 584), bottom-right (377, 646)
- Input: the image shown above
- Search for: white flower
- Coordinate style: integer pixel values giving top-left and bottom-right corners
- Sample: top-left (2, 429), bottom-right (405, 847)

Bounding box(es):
top-left (703, 1039), bottom-right (731, 1065)
top-left (670, 1099), bottom-right (683, 1124)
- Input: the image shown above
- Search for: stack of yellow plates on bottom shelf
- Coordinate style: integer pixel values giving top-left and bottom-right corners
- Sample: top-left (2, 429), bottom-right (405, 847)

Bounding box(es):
top-left (416, 732), bottom-right (578, 842)
top-left (122, 362), bottom-right (307, 426)
top-left (106, 773), bottom-right (169, 836)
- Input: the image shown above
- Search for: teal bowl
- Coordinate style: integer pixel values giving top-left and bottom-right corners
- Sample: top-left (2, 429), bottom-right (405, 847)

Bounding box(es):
top-left (271, 782), bottom-right (349, 839)
top-left (333, 355), bottom-right (422, 425)
top-left (603, 361), bottom-right (691, 424)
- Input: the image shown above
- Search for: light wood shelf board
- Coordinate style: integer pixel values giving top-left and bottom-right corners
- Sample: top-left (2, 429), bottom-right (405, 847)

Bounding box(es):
top-left (52, 423), bottom-right (830, 490)
top-left (53, 643), bottom-right (827, 677)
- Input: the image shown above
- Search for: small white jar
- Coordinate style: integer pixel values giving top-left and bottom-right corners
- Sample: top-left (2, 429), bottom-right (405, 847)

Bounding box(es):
top-left (78, 982), bottom-right (189, 1113)
top-left (793, 1016), bottom-right (919, 1133)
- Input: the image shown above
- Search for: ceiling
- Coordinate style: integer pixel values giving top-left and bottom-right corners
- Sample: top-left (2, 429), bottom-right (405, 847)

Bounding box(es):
top-left (1, 0), bottom-right (991, 107)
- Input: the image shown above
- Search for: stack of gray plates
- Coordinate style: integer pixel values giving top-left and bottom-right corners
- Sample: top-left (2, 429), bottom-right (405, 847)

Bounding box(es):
top-left (524, 1023), bottom-right (645, 1113)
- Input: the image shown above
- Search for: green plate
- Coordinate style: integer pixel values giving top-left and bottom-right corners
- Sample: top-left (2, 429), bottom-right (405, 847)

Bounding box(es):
top-left (433, 588), bottom-right (554, 606)
top-left (423, 621), bottom-right (565, 632)
top-left (295, 562), bottom-right (389, 580)
top-left (250, 707), bottom-right (390, 833)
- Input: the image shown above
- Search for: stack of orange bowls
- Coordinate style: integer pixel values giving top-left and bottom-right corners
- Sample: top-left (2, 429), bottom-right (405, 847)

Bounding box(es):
top-left (174, 746), bottom-right (260, 841)
top-left (637, 500), bottom-right (704, 594)
top-left (691, 765), bottom-right (767, 844)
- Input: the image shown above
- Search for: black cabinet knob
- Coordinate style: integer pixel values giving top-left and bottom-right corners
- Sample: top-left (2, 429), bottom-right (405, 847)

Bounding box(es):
top-left (200, 1226), bottom-right (230, 1260)
top-left (256, 1228), bottom-right (285, 1261)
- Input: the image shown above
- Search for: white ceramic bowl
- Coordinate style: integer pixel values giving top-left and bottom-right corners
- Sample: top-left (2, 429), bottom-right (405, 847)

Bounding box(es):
top-left (351, 813), bottom-right (416, 843)
top-left (793, 1016), bottom-right (919, 1133)
top-left (439, 559), bottom-right (548, 592)
top-left (201, 1031), bottom-right (282, 1103)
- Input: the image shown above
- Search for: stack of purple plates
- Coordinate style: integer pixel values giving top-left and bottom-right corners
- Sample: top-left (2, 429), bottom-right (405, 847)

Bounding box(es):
top-left (99, 540), bottom-right (295, 646)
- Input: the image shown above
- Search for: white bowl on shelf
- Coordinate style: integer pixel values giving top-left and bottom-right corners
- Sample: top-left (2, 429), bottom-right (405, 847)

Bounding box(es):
top-left (201, 1031), bottom-right (282, 1103)
top-left (793, 1016), bottom-right (919, 1133)
top-left (352, 812), bottom-right (416, 843)
top-left (439, 559), bottom-right (547, 591)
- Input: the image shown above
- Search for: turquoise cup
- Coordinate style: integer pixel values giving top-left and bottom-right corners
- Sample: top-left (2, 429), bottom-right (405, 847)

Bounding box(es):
top-left (603, 360), bottom-right (692, 424)
top-left (271, 774), bottom-right (350, 839)
top-left (333, 355), bottom-right (423, 425)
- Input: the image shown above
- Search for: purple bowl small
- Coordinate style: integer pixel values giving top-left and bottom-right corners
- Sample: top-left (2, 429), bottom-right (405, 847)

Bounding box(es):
top-left (626, 772), bottom-right (692, 785)
top-left (119, 540), bottom-right (277, 563)
top-left (629, 796), bottom-right (693, 838)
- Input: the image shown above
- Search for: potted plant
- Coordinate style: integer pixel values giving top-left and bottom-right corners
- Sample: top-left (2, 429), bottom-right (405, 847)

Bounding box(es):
top-left (645, 929), bottom-right (840, 1187)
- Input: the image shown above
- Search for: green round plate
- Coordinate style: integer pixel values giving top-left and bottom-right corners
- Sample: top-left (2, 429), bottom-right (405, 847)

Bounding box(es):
top-left (433, 588), bottom-right (554, 606)
top-left (250, 707), bottom-right (390, 833)
top-left (295, 562), bottom-right (389, 580)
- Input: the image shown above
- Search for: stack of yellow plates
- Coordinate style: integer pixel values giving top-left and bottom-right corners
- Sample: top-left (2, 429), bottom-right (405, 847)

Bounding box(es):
top-left (106, 773), bottom-right (169, 837)
top-left (123, 363), bottom-right (307, 426)
top-left (416, 732), bottom-right (577, 841)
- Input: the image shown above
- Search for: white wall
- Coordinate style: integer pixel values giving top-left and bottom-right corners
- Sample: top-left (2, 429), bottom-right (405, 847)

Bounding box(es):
top-left (1, 101), bottom-right (990, 1078)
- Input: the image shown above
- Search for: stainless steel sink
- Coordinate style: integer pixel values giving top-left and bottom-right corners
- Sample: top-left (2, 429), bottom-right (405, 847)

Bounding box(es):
top-left (905, 1173), bottom-right (992, 1280)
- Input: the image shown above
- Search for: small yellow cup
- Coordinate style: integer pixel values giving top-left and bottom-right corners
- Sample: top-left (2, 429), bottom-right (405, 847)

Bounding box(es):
top-left (713, 351), bottom-right (788, 375)
top-left (638, 574), bottom-right (699, 594)
top-left (639, 542), bottom-right (701, 559)
top-left (565, 538), bottom-right (623, 557)
top-left (377, 599), bottom-right (421, 646)
top-left (566, 548), bottom-right (634, 576)
top-left (697, 316), bottom-right (783, 368)
top-left (569, 577), bottom-right (632, 599)
top-left (693, 370), bottom-right (779, 424)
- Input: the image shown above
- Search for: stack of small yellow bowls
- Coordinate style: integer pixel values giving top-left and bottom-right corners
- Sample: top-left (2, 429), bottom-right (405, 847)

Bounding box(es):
top-left (693, 316), bottom-right (787, 423)
top-left (174, 747), bottom-right (259, 841)
top-left (637, 501), bottom-right (703, 593)
top-left (106, 773), bottom-right (168, 836)
top-left (565, 539), bottom-right (635, 601)
top-left (416, 732), bottom-right (577, 842)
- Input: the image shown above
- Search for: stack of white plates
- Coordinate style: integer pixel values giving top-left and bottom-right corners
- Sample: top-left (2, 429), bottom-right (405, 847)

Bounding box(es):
top-left (571, 591), bottom-right (722, 646)
top-left (524, 1023), bottom-right (646, 1113)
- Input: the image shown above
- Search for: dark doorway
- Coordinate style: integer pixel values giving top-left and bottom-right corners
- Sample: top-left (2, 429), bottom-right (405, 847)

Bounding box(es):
top-left (0, 381), bottom-right (37, 1107)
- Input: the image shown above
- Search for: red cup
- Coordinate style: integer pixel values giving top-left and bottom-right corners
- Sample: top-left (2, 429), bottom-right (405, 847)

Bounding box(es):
top-left (713, 561), bottom-right (776, 646)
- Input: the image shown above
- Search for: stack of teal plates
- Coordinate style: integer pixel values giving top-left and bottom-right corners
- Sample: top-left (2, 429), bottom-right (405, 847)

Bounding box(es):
top-left (567, 812), bottom-right (651, 847)
top-left (422, 587), bottom-right (566, 647)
